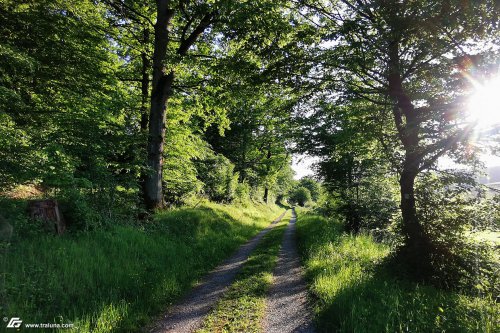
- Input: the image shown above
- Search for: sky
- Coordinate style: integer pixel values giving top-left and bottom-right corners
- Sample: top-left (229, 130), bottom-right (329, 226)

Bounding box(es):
top-left (481, 154), bottom-right (500, 167)
top-left (292, 155), bottom-right (318, 179)
top-left (292, 153), bottom-right (500, 180)
top-left (440, 152), bottom-right (500, 169)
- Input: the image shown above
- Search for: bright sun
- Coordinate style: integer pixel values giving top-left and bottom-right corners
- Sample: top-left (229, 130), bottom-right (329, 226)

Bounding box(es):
top-left (467, 75), bottom-right (500, 129)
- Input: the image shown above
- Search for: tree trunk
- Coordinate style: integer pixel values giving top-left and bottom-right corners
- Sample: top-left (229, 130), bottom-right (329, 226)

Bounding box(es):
top-left (139, 27), bottom-right (150, 212)
top-left (140, 28), bottom-right (150, 131)
top-left (143, 1), bottom-right (174, 210)
top-left (143, 2), bottom-right (214, 210)
top-left (399, 157), bottom-right (433, 276)
top-left (345, 155), bottom-right (358, 232)
top-left (399, 161), bottom-right (422, 242)
top-left (388, 38), bottom-right (433, 277)
top-left (263, 145), bottom-right (272, 204)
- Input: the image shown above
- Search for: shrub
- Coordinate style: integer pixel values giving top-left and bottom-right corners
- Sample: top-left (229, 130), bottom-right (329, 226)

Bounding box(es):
top-left (415, 172), bottom-right (499, 292)
top-left (58, 189), bottom-right (105, 231)
top-left (298, 177), bottom-right (321, 201)
top-left (288, 186), bottom-right (311, 206)
top-left (234, 181), bottom-right (251, 203)
top-left (0, 197), bottom-right (44, 239)
top-left (196, 154), bottom-right (238, 203)
top-left (163, 157), bottom-right (202, 205)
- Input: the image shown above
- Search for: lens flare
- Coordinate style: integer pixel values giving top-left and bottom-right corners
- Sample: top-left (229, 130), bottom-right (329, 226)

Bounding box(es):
top-left (467, 75), bottom-right (500, 129)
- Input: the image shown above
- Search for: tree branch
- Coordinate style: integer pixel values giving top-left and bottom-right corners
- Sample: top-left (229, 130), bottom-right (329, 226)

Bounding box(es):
top-left (102, 0), bottom-right (154, 27)
top-left (177, 12), bottom-right (216, 56)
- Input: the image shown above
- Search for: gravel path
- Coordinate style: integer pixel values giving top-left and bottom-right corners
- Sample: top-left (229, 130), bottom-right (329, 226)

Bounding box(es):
top-left (264, 208), bottom-right (315, 333)
top-left (150, 210), bottom-right (287, 333)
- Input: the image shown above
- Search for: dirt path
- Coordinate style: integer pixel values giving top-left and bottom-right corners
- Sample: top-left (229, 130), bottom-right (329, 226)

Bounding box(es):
top-left (150, 210), bottom-right (287, 333)
top-left (263, 208), bottom-right (315, 333)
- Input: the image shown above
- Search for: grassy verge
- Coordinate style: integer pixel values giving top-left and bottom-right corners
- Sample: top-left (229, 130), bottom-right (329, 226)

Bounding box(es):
top-left (1, 198), bottom-right (282, 332)
top-left (295, 211), bottom-right (499, 333)
top-left (196, 213), bottom-right (289, 333)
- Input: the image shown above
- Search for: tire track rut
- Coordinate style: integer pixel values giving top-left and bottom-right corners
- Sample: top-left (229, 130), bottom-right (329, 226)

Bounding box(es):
top-left (264, 208), bottom-right (314, 333)
top-left (150, 210), bottom-right (287, 333)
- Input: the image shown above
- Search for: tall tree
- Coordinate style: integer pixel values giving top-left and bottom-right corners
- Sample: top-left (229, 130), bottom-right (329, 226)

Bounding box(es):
top-left (299, 0), bottom-right (498, 275)
top-left (204, 83), bottom-right (294, 202)
top-left (142, 0), bottom-right (299, 209)
top-left (142, 1), bottom-right (213, 209)
top-left (297, 97), bottom-right (398, 232)
top-left (0, 0), bottom-right (133, 192)
top-left (102, 0), bottom-right (155, 131)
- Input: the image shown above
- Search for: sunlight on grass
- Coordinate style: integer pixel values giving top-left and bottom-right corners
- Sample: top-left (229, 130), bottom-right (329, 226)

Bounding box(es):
top-left (73, 301), bottom-right (129, 333)
top-left (197, 215), bottom-right (289, 333)
top-left (1, 199), bottom-right (283, 332)
top-left (296, 212), bottom-right (499, 333)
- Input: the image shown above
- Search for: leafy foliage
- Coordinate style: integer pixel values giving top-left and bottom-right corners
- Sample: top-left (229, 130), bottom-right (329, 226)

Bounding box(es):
top-left (415, 172), bottom-right (499, 292)
top-left (294, 0), bottom-right (499, 281)
top-left (288, 186), bottom-right (311, 207)
top-left (0, 2), bottom-right (499, 328)
top-left (196, 154), bottom-right (239, 203)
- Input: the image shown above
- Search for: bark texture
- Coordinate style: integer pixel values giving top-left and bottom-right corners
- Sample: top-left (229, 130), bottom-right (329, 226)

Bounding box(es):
top-left (144, 0), bottom-right (174, 210)
top-left (143, 1), bottom-right (215, 210)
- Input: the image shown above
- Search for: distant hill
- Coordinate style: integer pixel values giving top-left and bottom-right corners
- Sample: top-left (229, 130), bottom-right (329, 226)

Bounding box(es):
top-left (479, 166), bottom-right (500, 184)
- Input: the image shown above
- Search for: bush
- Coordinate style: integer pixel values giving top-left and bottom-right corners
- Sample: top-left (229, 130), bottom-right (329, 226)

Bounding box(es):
top-left (415, 172), bottom-right (499, 292)
top-left (298, 177), bottom-right (321, 201)
top-left (288, 186), bottom-right (311, 206)
top-left (58, 189), bottom-right (105, 231)
top-left (163, 157), bottom-right (202, 205)
top-left (57, 183), bottom-right (137, 232)
top-left (0, 197), bottom-right (44, 239)
top-left (234, 181), bottom-right (251, 203)
top-left (196, 154), bottom-right (238, 203)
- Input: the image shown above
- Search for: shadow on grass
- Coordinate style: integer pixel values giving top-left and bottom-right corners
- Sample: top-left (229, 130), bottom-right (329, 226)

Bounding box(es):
top-left (276, 201), bottom-right (292, 210)
top-left (1, 199), bottom-right (281, 332)
top-left (295, 213), bottom-right (499, 333)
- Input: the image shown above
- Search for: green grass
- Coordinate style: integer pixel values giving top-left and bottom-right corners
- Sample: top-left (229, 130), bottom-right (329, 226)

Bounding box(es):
top-left (295, 211), bottom-right (499, 333)
top-left (0, 198), bottom-right (282, 332)
top-left (197, 213), bottom-right (289, 333)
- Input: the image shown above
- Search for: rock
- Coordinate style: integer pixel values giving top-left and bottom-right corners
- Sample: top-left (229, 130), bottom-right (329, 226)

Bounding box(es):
top-left (27, 199), bottom-right (65, 235)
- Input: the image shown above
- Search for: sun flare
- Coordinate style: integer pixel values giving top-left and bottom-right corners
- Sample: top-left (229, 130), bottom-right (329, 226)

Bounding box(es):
top-left (467, 75), bottom-right (500, 128)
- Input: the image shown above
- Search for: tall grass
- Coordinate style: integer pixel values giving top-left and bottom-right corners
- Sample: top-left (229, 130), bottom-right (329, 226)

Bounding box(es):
top-left (1, 199), bottom-right (282, 332)
top-left (296, 212), bottom-right (499, 333)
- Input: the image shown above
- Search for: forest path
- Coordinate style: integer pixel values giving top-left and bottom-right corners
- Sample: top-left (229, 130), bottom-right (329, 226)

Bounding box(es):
top-left (150, 210), bottom-right (287, 333)
top-left (263, 208), bottom-right (315, 333)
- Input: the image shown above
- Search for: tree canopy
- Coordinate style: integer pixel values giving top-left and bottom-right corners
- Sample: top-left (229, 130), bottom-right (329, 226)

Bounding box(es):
top-left (1, 0), bottom-right (499, 286)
